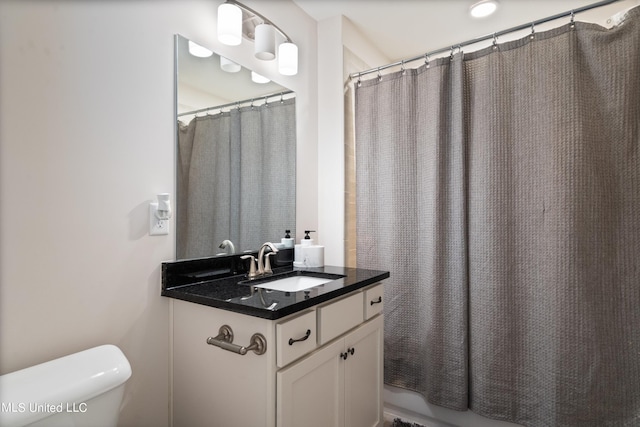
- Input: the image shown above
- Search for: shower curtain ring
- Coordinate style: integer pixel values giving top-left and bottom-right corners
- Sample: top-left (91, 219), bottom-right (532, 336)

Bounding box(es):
top-left (377, 67), bottom-right (382, 82)
top-left (425, 53), bottom-right (430, 68)
top-left (492, 33), bottom-right (498, 50)
top-left (450, 45), bottom-right (462, 60)
top-left (570, 10), bottom-right (576, 29)
top-left (454, 45), bottom-right (462, 59)
top-left (530, 22), bottom-right (535, 39)
top-left (401, 60), bottom-right (406, 75)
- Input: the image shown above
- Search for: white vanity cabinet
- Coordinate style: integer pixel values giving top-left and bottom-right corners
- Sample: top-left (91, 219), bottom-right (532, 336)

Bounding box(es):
top-left (171, 282), bottom-right (384, 427)
top-left (277, 315), bottom-right (383, 427)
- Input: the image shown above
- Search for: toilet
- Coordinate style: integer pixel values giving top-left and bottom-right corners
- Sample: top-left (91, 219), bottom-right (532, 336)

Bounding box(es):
top-left (0, 344), bottom-right (132, 427)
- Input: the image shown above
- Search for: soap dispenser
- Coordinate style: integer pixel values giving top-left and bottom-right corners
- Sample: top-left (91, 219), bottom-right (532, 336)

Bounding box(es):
top-left (299, 230), bottom-right (324, 268)
top-left (301, 230), bottom-right (315, 247)
top-left (281, 230), bottom-right (294, 248)
top-left (294, 230), bottom-right (316, 267)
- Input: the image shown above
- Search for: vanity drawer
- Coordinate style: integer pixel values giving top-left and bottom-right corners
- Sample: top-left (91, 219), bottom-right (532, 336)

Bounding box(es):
top-left (364, 283), bottom-right (384, 320)
top-left (277, 310), bottom-right (317, 368)
top-left (317, 292), bottom-right (364, 345)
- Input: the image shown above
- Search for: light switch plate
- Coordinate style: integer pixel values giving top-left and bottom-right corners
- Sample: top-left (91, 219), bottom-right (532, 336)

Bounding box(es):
top-left (149, 203), bottom-right (169, 235)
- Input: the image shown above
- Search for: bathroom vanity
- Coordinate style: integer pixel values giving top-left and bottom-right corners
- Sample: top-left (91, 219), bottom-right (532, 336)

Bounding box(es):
top-left (162, 255), bottom-right (389, 427)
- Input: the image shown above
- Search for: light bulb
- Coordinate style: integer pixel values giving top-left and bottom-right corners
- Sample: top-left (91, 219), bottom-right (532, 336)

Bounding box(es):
top-left (188, 41), bottom-right (213, 58)
top-left (251, 72), bottom-right (270, 84)
top-left (218, 3), bottom-right (242, 46)
top-left (255, 24), bottom-right (276, 60)
top-left (469, 0), bottom-right (498, 18)
top-left (278, 42), bottom-right (298, 76)
top-left (220, 56), bottom-right (241, 73)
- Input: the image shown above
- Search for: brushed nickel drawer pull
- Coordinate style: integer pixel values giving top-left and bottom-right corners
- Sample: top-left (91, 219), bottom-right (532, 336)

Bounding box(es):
top-left (288, 329), bottom-right (311, 346)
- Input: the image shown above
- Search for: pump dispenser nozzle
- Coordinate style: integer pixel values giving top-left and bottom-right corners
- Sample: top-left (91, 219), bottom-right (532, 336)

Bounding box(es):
top-left (281, 230), bottom-right (294, 248)
top-left (304, 230), bottom-right (316, 239)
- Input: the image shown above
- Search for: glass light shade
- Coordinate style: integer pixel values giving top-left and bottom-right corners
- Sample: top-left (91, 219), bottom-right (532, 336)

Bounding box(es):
top-left (188, 41), bottom-right (213, 58)
top-left (469, 0), bottom-right (498, 18)
top-left (218, 3), bottom-right (242, 46)
top-left (220, 56), bottom-right (241, 73)
top-left (278, 42), bottom-right (298, 76)
top-left (254, 24), bottom-right (276, 60)
top-left (251, 72), bottom-right (270, 84)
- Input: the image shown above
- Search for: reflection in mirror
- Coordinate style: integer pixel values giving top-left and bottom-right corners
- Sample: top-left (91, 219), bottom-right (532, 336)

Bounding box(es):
top-left (175, 34), bottom-right (296, 260)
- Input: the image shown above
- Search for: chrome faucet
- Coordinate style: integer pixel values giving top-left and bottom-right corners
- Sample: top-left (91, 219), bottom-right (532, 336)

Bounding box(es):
top-left (219, 239), bottom-right (236, 255)
top-left (240, 255), bottom-right (258, 279)
top-left (257, 242), bottom-right (279, 276)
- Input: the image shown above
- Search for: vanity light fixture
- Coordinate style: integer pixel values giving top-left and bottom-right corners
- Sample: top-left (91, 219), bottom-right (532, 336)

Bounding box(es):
top-left (220, 56), bottom-right (241, 73)
top-left (150, 193), bottom-right (172, 236)
top-left (469, 0), bottom-right (499, 18)
top-left (278, 41), bottom-right (298, 76)
top-left (216, 0), bottom-right (299, 76)
top-left (188, 41), bottom-right (213, 58)
top-left (255, 23), bottom-right (276, 60)
top-left (217, 2), bottom-right (243, 45)
top-left (251, 71), bottom-right (270, 84)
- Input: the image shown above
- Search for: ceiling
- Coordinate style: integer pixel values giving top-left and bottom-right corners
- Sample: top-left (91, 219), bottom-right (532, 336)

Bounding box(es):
top-left (292, 0), bottom-right (612, 64)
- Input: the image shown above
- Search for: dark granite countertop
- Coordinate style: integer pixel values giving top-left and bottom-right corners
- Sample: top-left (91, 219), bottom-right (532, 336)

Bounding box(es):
top-left (162, 263), bottom-right (389, 320)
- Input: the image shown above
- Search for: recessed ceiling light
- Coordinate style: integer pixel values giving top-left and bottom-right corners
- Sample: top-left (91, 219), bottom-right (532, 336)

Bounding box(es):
top-left (469, 0), bottom-right (499, 18)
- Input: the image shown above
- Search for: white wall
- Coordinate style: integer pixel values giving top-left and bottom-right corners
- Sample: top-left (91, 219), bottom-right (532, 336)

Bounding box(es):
top-left (0, 1), bottom-right (316, 426)
top-left (316, 15), bottom-right (388, 266)
top-left (316, 16), bottom-right (345, 265)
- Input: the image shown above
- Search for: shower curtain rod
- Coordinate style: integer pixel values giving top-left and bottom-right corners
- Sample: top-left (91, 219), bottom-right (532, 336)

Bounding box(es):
top-left (177, 90), bottom-right (294, 117)
top-left (349, 0), bottom-right (621, 79)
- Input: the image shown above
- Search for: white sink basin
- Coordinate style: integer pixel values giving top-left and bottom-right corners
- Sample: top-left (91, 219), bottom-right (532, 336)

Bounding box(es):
top-left (254, 276), bottom-right (333, 292)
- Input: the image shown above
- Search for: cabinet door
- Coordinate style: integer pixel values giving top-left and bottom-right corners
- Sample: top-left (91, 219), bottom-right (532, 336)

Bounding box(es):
top-left (276, 338), bottom-right (345, 427)
top-left (344, 316), bottom-right (384, 427)
top-left (173, 300), bottom-right (274, 427)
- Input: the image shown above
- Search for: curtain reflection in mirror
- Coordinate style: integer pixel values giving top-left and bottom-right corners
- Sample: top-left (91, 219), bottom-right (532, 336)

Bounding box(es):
top-left (177, 98), bottom-right (296, 259)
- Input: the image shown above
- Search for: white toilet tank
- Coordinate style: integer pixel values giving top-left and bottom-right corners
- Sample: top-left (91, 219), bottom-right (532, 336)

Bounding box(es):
top-left (0, 344), bottom-right (132, 427)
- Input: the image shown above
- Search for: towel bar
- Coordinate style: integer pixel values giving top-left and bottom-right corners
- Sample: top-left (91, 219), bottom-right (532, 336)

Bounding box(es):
top-left (206, 325), bottom-right (267, 356)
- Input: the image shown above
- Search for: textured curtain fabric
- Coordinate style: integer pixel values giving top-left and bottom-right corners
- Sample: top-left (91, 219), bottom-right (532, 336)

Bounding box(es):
top-left (177, 113), bottom-right (232, 259)
top-left (355, 7), bottom-right (640, 426)
top-left (356, 56), bottom-right (469, 410)
top-left (177, 98), bottom-right (296, 259)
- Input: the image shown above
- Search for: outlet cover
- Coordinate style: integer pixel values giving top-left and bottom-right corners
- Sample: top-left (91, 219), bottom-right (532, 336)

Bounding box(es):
top-left (150, 203), bottom-right (169, 236)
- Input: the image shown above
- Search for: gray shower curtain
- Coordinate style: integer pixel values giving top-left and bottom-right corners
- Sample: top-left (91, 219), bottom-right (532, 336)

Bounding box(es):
top-left (355, 7), bottom-right (639, 426)
top-left (177, 98), bottom-right (296, 259)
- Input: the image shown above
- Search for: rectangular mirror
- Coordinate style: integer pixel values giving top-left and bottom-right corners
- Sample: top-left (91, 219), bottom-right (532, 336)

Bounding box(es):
top-left (175, 34), bottom-right (296, 260)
